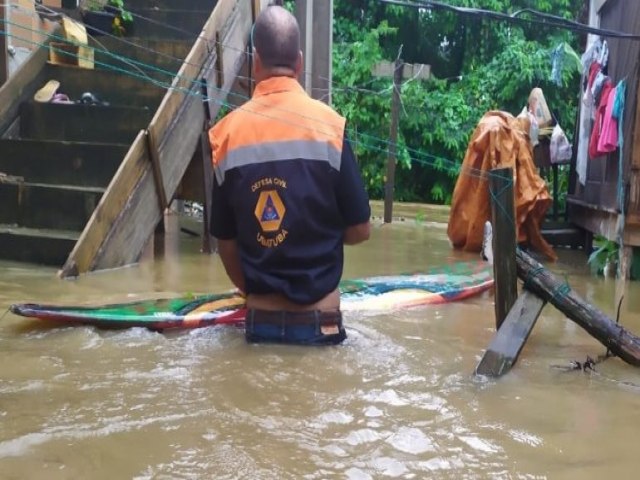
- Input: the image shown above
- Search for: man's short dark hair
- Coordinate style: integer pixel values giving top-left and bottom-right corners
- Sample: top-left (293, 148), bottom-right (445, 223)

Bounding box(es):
top-left (253, 5), bottom-right (300, 70)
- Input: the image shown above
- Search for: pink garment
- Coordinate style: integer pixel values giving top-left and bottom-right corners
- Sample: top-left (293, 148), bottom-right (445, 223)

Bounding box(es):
top-left (589, 79), bottom-right (613, 159)
top-left (597, 86), bottom-right (619, 154)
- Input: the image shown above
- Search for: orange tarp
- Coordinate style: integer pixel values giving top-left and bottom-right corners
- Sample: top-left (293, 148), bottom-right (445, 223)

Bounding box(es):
top-left (447, 111), bottom-right (557, 261)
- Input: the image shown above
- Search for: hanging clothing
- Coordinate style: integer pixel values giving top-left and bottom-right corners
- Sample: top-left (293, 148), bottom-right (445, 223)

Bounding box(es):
top-left (577, 38), bottom-right (608, 184)
top-left (447, 111), bottom-right (557, 261)
top-left (597, 86), bottom-right (618, 154)
top-left (589, 78), bottom-right (613, 159)
top-left (580, 37), bottom-right (603, 74)
top-left (613, 80), bottom-right (627, 215)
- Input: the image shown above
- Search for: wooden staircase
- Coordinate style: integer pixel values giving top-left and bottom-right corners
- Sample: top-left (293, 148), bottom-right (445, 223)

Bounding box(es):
top-left (0, 0), bottom-right (260, 271)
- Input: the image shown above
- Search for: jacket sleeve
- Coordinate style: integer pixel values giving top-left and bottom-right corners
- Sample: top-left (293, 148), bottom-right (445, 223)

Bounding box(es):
top-left (335, 131), bottom-right (371, 226)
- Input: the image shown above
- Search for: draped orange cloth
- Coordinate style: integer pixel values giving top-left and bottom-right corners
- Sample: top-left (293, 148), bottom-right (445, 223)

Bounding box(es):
top-left (447, 111), bottom-right (557, 261)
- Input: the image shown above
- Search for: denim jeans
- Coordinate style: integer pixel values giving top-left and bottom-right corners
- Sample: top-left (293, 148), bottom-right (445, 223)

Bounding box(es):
top-left (245, 309), bottom-right (347, 346)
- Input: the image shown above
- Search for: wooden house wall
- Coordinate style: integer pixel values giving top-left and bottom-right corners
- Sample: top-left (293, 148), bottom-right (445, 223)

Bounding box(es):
top-left (569, 0), bottom-right (640, 243)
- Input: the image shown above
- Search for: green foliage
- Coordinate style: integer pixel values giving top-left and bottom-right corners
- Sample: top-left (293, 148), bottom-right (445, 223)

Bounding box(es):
top-left (83, 0), bottom-right (133, 35)
top-left (540, 164), bottom-right (571, 213)
top-left (108, 0), bottom-right (133, 27)
top-left (588, 235), bottom-right (619, 276)
top-left (332, 0), bottom-right (583, 204)
top-left (282, 0), bottom-right (295, 13)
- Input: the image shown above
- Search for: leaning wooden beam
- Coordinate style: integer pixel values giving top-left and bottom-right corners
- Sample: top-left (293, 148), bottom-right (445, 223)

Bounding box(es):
top-left (475, 289), bottom-right (546, 376)
top-left (59, 0), bottom-right (266, 277)
top-left (516, 248), bottom-right (640, 366)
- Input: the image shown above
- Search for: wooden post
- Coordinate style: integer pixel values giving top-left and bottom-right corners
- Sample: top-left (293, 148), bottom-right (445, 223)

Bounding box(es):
top-left (1, 3), bottom-right (8, 86)
top-left (145, 129), bottom-right (169, 213)
top-left (311, 0), bottom-right (332, 103)
top-left (383, 59), bottom-right (403, 223)
top-left (295, 0), bottom-right (312, 94)
top-left (249, 0), bottom-right (261, 95)
top-left (200, 78), bottom-right (214, 254)
top-left (475, 289), bottom-right (546, 376)
top-left (490, 167), bottom-right (518, 329)
top-left (295, 0), bottom-right (333, 103)
top-left (516, 248), bottom-right (640, 366)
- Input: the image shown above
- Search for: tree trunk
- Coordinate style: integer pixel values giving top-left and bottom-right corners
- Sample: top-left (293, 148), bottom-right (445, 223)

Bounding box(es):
top-left (516, 249), bottom-right (640, 366)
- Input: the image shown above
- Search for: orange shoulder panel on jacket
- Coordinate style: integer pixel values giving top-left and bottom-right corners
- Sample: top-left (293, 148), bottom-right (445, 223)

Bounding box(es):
top-left (209, 78), bottom-right (345, 167)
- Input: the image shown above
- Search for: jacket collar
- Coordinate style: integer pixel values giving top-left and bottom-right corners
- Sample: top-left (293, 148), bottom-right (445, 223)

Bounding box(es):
top-left (253, 76), bottom-right (305, 98)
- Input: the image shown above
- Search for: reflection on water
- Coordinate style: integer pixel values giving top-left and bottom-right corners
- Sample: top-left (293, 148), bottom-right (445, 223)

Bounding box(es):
top-left (1, 221), bottom-right (640, 479)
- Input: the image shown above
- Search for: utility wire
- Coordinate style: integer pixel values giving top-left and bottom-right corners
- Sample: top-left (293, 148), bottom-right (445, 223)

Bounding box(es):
top-left (380, 0), bottom-right (640, 40)
top-left (0, 6), bottom-right (526, 187)
top-left (2, 27), bottom-right (484, 181)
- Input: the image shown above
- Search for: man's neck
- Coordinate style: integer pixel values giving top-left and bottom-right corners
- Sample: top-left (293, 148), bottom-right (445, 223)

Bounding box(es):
top-left (256, 68), bottom-right (297, 83)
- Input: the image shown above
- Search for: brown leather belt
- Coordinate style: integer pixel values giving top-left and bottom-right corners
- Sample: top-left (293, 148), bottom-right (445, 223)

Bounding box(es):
top-left (247, 309), bottom-right (342, 327)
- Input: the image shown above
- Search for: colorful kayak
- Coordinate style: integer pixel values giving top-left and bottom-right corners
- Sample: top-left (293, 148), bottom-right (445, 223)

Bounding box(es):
top-left (10, 261), bottom-right (493, 330)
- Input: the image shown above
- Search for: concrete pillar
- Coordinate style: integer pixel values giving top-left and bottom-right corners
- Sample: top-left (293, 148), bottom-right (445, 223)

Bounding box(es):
top-left (295, 0), bottom-right (333, 104)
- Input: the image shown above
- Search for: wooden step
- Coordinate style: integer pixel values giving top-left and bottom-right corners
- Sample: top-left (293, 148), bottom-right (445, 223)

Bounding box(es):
top-left (126, 0), bottom-right (218, 10)
top-left (542, 226), bottom-right (586, 249)
top-left (19, 101), bottom-right (151, 143)
top-left (127, 8), bottom-right (211, 39)
top-left (42, 63), bottom-right (166, 108)
top-left (0, 225), bottom-right (78, 266)
top-left (0, 181), bottom-right (104, 231)
top-left (88, 38), bottom-right (194, 84)
top-left (0, 139), bottom-right (127, 187)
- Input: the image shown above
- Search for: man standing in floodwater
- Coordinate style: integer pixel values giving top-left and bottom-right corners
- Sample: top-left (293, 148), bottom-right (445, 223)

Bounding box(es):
top-left (208, 4), bottom-right (371, 346)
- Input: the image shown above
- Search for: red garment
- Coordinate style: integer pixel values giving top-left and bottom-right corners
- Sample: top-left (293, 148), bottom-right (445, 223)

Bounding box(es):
top-left (587, 62), bottom-right (600, 91)
top-left (597, 86), bottom-right (618, 154)
top-left (589, 79), bottom-right (613, 159)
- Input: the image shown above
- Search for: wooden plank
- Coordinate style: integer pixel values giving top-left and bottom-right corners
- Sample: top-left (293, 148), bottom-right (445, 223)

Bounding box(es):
top-left (126, 0), bottom-right (216, 9)
top-left (215, 31), bottom-right (224, 88)
top-left (0, 226), bottom-right (78, 266)
top-left (43, 63), bottom-right (166, 107)
top-left (383, 60), bottom-right (403, 223)
top-left (58, 130), bottom-right (149, 277)
top-left (1, 4), bottom-right (8, 86)
top-left (124, 8), bottom-right (209, 39)
top-left (0, 181), bottom-right (104, 231)
top-left (145, 128), bottom-right (168, 211)
top-left (199, 78), bottom-right (214, 254)
top-left (0, 139), bottom-right (127, 187)
top-left (0, 34), bottom-right (51, 133)
top-left (149, 0), bottom-right (242, 140)
top-left (475, 290), bottom-right (546, 377)
top-left (625, 73), bottom-right (640, 226)
top-left (490, 167), bottom-right (518, 329)
top-left (516, 248), bottom-right (640, 366)
top-left (569, 200), bottom-right (619, 242)
top-left (623, 225), bottom-right (640, 246)
top-left (59, 0), bottom-right (265, 276)
top-left (200, 130), bottom-right (214, 253)
top-left (20, 101), bottom-right (151, 143)
top-left (92, 37), bottom-right (194, 73)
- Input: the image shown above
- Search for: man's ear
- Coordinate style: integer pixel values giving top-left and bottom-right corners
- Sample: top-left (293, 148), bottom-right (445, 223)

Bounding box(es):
top-left (253, 48), bottom-right (263, 75)
top-left (294, 51), bottom-right (303, 76)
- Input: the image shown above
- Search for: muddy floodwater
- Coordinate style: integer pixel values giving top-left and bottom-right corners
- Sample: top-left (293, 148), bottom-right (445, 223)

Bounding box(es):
top-left (1, 219), bottom-right (640, 479)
